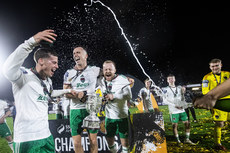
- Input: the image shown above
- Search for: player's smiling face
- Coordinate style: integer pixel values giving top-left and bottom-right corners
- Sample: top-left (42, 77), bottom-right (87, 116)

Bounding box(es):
top-left (145, 81), bottom-right (152, 88)
top-left (73, 47), bottom-right (88, 65)
top-left (167, 76), bottom-right (175, 86)
top-left (42, 55), bottom-right (58, 78)
top-left (103, 63), bottom-right (116, 81)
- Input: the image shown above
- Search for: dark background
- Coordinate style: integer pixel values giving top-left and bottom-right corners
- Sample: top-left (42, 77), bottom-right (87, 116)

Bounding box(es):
top-left (0, 0), bottom-right (229, 101)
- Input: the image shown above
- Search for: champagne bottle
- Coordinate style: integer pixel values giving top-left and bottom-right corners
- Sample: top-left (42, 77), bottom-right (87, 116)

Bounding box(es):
top-left (214, 99), bottom-right (230, 112)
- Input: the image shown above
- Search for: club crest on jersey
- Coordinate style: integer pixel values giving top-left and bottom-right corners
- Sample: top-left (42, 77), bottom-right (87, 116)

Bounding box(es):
top-left (76, 75), bottom-right (89, 88)
top-left (108, 83), bottom-right (112, 92)
top-left (80, 75), bottom-right (85, 83)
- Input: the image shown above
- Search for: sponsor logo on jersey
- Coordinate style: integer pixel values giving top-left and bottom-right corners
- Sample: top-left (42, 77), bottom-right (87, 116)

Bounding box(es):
top-left (76, 83), bottom-right (89, 88)
top-left (37, 94), bottom-right (48, 102)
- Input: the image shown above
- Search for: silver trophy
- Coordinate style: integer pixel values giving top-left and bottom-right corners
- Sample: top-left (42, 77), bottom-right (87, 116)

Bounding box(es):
top-left (82, 94), bottom-right (102, 130)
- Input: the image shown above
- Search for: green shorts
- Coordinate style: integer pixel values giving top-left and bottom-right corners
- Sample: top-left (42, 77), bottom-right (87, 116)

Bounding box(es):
top-left (105, 117), bottom-right (129, 139)
top-left (170, 112), bottom-right (188, 123)
top-left (0, 123), bottom-right (12, 138)
top-left (70, 109), bottom-right (98, 136)
top-left (13, 135), bottom-right (55, 153)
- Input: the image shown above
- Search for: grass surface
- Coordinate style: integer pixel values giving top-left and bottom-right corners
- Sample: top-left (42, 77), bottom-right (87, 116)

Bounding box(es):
top-left (159, 105), bottom-right (230, 153)
top-left (1, 106), bottom-right (230, 153)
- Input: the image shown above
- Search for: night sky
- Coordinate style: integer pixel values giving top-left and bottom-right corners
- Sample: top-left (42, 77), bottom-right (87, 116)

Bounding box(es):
top-left (0, 0), bottom-right (230, 101)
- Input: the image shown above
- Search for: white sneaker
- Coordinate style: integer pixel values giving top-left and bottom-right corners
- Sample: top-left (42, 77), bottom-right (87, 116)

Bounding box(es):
top-left (184, 139), bottom-right (196, 145)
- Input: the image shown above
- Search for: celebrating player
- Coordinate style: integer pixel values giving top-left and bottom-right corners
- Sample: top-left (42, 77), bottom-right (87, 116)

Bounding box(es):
top-left (162, 74), bottom-right (195, 146)
top-left (101, 60), bottom-right (132, 153)
top-left (63, 46), bottom-right (101, 153)
top-left (3, 29), bottom-right (77, 153)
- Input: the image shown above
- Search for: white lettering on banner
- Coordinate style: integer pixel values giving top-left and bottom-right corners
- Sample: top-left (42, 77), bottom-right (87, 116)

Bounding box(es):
top-left (55, 136), bottom-right (119, 152)
top-left (55, 138), bottom-right (61, 152)
top-left (62, 138), bottom-right (68, 151)
top-left (65, 125), bottom-right (71, 132)
top-left (98, 137), bottom-right (102, 151)
top-left (102, 136), bottom-right (109, 150)
top-left (69, 138), bottom-right (74, 151)
top-left (55, 137), bottom-right (75, 152)
top-left (84, 137), bottom-right (90, 151)
top-left (97, 136), bottom-right (110, 151)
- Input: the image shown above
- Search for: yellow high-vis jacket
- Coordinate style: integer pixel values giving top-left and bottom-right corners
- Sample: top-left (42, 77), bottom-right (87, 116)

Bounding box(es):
top-left (202, 71), bottom-right (230, 99)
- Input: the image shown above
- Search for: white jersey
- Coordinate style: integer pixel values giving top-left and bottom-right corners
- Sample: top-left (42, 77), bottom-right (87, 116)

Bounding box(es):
top-left (61, 97), bottom-right (70, 117)
top-left (138, 87), bottom-right (153, 111)
top-left (64, 66), bottom-right (100, 109)
top-left (162, 86), bottom-right (185, 114)
top-left (3, 37), bottom-right (61, 142)
top-left (101, 75), bottom-right (132, 119)
top-left (0, 100), bottom-right (8, 122)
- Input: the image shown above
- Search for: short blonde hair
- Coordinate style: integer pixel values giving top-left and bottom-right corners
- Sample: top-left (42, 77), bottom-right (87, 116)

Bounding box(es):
top-left (103, 60), bottom-right (116, 68)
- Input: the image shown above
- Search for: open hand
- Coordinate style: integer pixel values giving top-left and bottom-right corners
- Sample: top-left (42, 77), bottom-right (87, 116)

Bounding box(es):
top-left (33, 29), bottom-right (57, 45)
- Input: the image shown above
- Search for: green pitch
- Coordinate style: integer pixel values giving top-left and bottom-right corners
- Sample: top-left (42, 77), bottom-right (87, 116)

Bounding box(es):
top-left (1, 106), bottom-right (230, 153)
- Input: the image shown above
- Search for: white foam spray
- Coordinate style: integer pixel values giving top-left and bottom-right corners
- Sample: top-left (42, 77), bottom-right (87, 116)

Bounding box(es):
top-left (84, 0), bottom-right (177, 102)
top-left (86, 0), bottom-right (154, 83)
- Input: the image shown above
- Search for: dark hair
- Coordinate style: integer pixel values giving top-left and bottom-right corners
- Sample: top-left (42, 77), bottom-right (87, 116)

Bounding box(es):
top-left (144, 78), bottom-right (152, 85)
top-left (144, 78), bottom-right (151, 83)
top-left (209, 58), bottom-right (222, 64)
top-left (33, 48), bottom-right (58, 63)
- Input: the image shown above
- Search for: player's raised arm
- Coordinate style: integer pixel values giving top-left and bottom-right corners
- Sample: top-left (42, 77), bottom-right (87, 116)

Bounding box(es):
top-left (3, 30), bottom-right (56, 82)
